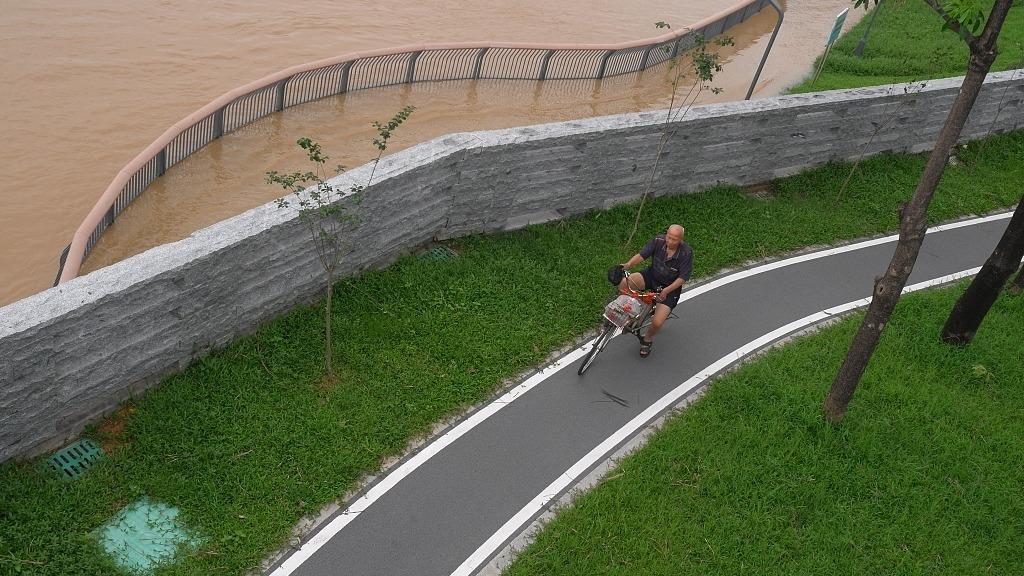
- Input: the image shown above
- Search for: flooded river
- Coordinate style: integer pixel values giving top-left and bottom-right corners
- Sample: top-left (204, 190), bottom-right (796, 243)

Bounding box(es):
top-left (0, 0), bottom-right (861, 306)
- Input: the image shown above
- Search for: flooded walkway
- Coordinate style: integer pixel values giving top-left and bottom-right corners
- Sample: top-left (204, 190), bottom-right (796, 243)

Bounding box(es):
top-left (0, 0), bottom-right (860, 306)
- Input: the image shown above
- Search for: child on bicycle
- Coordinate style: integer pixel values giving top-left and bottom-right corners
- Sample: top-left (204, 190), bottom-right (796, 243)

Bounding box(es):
top-left (616, 224), bottom-right (693, 357)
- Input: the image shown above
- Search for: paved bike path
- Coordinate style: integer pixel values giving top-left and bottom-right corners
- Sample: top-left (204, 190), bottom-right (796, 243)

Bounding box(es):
top-left (269, 213), bottom-right (1011, 576)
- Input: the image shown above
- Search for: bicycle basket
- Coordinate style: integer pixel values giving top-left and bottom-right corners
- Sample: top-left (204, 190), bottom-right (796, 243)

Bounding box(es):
top-left (604, 295), bottom-right (644, 328)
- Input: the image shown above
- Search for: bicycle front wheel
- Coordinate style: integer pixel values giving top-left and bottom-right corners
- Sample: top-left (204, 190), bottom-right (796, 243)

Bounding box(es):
top-left (578, 321), bottom-right (616, 375)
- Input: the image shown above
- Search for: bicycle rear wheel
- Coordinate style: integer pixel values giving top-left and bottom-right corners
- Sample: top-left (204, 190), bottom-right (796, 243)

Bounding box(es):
top-left (578, 321), bottom-right (616, 375)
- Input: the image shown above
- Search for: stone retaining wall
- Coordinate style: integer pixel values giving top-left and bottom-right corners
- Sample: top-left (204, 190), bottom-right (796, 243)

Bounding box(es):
top-left (2, 71), bottom-right (1022, 463)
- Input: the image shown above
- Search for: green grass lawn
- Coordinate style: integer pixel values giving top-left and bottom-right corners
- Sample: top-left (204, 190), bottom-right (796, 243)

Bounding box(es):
top-left (788, 0), bottom-right (1024, 93)
top-left (1, 127), bottom-right (1021, 575)
top-left (504, 283), bottom-right (1024, 575)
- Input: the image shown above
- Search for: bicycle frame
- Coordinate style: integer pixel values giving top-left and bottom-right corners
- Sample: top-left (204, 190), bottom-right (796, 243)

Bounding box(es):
top-left (578, 280), bottom-right (659, 375)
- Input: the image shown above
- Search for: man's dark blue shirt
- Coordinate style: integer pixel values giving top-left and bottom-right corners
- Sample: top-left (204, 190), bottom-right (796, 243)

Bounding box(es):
top-left (640, 235), bottom-right (693, 287)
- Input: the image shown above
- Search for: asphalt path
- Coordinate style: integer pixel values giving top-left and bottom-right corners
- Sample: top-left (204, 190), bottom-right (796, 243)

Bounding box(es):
top-left (267, 212), bottom-right (1013, 576)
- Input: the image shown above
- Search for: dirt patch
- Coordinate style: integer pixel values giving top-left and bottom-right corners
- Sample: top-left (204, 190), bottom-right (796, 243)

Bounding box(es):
top-left (97, 404), bottom-right (137, 454)
top-left (314, 372), bottom-right (342, 403)
top-left (742, 182), bottom-right (777, 200)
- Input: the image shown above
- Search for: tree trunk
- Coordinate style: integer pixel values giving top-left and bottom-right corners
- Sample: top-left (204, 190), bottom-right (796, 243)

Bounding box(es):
top-left (822, 0), bottom-right (1012, 423)
top-left (941, 198), bottom-right (1024, 344)
top-left (325, 267), bottom-right (334, 379)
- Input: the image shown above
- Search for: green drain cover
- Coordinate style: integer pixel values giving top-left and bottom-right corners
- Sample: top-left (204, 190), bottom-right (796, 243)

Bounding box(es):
top-left (420, 246), bottom-right (458, 261)
top-left (47, 439), bottom-right (104, 480)
top-left (97, 498), bottom-right (199, 575)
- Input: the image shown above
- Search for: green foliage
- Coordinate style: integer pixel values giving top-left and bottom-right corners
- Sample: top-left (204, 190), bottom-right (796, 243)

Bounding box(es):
top-left (371, 105), bottom-right (416, 154)
top-left (506, 285), bottom-right (1024, 575)
top-left (269, 105), bottom-right (417, 236)
top-left (789, 0), bottom-right (1024, 93)
top-left (266, 106), bottom-right (414, 378)
top-left (941, 0), bottom-right (987, 34)
top-left (658, 27), bottom-right (734, 92)
top-left (854, 0), bottom-right (986, 34)
top-left (267, 137), bottom-right (351, 261)
top-left (629, 24), bottom-right (734, 245)
top-left (691, 34), bottom-right (735, 91)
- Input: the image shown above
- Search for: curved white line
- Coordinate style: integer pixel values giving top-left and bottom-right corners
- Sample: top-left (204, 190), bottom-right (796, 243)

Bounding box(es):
top-left (270, 211), bottom-right (1011, 576)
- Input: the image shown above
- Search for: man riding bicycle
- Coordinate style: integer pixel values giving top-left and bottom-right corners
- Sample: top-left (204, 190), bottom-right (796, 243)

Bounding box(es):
top-left (617, 224), bottom-right (693, 358)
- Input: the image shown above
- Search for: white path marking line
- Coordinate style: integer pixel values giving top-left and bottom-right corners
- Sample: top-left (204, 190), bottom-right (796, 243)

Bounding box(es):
top-left (269, 211), bottom-right (1009, 576)
top-left (449, 266), bottom-right (982, 576)
top-left (678, 211), bottom-right (1009, 304)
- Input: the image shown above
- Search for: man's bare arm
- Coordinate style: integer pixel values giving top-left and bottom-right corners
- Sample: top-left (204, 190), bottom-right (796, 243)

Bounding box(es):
top-left (658, 277), bottom-right (685, 301)
top-left (620, 254), bottom-right (644, 269)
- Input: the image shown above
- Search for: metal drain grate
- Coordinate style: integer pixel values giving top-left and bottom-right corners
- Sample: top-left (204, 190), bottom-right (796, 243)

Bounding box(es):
top-left (47, 439), bottom-right (104, 480)
top-left (420, 246), bottom-right (459, 261)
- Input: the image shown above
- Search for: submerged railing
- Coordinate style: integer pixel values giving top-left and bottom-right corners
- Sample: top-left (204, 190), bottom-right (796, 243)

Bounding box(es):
top-left (55, 0), bottom-right (769, 284)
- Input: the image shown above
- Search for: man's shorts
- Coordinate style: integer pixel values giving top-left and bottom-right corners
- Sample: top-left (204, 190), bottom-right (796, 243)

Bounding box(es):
top-left (640, 269), bottom-right (682, 309)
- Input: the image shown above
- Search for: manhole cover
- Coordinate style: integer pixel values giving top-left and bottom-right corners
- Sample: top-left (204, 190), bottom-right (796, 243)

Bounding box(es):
top-left (46, 439), bottom-right (104, 480)
top-left (419, 246), bottom-right (459, 261)
top-left (97, 498), bottom-right (199, 575)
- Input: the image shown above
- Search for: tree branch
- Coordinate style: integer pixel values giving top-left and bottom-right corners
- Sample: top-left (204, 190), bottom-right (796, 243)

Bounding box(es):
top-left (919, 0), bottom-right (981, 51)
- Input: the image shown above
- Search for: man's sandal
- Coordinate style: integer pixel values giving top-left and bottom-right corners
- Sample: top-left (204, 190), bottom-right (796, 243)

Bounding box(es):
top-left (639, 339), bottom-right (653, 358)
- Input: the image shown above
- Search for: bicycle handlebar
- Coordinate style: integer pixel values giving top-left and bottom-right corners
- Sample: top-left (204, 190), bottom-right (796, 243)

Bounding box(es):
top-left (620, 268), bottom-right (662, 295)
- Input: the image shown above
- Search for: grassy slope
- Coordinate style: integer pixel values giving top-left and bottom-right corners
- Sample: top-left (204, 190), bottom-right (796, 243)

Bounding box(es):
top-left (788, 0), bottom-right (1024, 94)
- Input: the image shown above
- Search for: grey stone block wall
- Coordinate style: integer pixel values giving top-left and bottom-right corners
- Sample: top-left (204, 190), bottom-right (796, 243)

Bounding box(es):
top-left (2, 71), bottom-right (1022, 463)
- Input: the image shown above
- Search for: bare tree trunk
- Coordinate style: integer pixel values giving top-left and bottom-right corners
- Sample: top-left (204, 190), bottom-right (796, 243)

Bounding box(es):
top-left (325, 267), bottom-right (334, 379)
top-left (941, 198), bottom-right (1024, 344)
top-left (822, 0), bottom-right (1012, 423)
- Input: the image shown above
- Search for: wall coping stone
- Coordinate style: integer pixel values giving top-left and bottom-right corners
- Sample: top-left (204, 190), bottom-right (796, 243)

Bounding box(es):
top-left (4, 72), bottom-right (1015, 337)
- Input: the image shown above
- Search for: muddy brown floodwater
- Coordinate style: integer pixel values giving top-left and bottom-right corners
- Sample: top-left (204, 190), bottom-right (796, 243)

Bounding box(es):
top-left (0, 0), bottom-right (861, 307)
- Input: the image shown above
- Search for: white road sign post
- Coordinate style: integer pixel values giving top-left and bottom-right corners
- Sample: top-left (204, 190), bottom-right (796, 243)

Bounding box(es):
top-left (812, 7), bottom-right (850, 85)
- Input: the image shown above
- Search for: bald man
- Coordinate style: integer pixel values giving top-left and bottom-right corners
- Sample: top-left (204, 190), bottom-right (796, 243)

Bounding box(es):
top-left (618, 224), bottom-right (693, 358)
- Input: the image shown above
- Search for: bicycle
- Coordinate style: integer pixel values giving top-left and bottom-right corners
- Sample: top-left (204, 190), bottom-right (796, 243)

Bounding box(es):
top-left (577, 278), bottom-right (662, 375)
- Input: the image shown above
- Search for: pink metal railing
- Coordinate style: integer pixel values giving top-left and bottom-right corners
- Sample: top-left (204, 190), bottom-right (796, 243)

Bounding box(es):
top-left (55, 0), bottom-right (767, 284)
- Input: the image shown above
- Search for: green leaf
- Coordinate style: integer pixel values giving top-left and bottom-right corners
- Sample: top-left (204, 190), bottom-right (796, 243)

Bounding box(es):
top-left (941, 0), bottom-right (986, 35)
